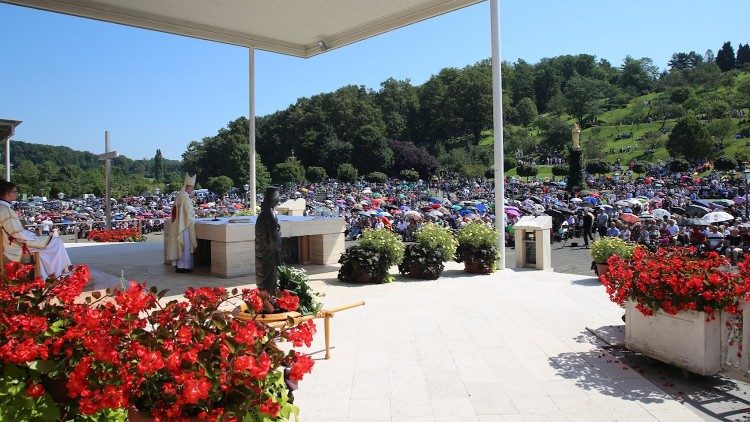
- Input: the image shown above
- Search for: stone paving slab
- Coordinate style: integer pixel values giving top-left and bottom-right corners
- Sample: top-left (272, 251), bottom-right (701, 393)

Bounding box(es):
top-left (67, 241), bottom-right (703, 421)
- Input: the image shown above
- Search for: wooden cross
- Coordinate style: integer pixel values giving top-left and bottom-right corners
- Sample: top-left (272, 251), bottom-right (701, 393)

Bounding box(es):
top-left (97, 131), bottom-right (118, 229)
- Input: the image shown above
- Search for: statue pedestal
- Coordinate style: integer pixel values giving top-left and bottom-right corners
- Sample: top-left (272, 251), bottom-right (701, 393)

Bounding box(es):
top-left (164, 216), bottom-right (346, 278)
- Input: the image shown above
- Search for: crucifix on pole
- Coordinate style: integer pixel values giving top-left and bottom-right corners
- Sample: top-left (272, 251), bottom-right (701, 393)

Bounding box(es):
top-left (97, 131), bottom-right (118, 230)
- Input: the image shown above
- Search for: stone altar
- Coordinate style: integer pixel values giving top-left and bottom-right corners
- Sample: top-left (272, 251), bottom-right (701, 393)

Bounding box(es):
top-left (164, 215), bottom-right (346, 278)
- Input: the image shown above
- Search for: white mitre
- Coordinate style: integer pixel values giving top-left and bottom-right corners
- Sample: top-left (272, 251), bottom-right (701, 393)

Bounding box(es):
top-left (183, 173), bottom-right (197, 187)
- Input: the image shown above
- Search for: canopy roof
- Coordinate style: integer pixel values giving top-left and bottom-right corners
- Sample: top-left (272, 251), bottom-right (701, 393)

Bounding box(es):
top-left (5, 0), bottom-right (483, 57)
top-left (0, 119), bottom-right (22, 142)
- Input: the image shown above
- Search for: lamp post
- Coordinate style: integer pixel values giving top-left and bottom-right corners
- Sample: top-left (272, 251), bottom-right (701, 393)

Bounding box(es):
top-left (155, 188), bottom-right (160, 197)
top-left (57, 192), bottom-right (64, 200)
top-left (243, 183), bottom-right (250, 208)
top-left (743, 168), bottom-right (750, 219)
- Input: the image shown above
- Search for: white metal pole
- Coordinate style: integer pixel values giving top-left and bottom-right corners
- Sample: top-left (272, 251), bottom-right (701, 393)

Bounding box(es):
top-left (248, 47), bottom-right (257, 213)
top-left (104, 131), bottom-right (112, 230)
top-left (5, 138), bottom-right (10, 182)
top-left (490, 0), bottom-right (506, 270)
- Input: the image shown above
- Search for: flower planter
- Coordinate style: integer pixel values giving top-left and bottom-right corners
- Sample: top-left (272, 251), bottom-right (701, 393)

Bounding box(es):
top-left (406, 262), bottom-right (442, 280)
top-left (464, 258), bottom-right (491, 274)
top-left (596, 263), bottom-right (609, 280)
top-left (625, 300), bottom-right (721, 375)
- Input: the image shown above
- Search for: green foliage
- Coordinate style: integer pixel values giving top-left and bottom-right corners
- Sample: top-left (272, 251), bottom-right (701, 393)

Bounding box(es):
top-left (205, 175), bottom-right (234, 197)
top-left (399, 169), bottom-right (420, 182)
top-left (516, 163), bottom-right (539, 178)
top-left (153, 149), bottom-right (164, 181)
top-left (336, 163), bottom-right (358, 183)
top-left (668, 158), bottom-right (689, 172)
top-left (398, 244), bottom-right (445, 280)
top-left (305, 166), bottom-right (327, 183)
top-left (552, 164), bottom-right (570, 176)
top-left (273, 158), bottom-right (305, 184)
top-left (513, 97), bottom-right (538, 126)
top-left (715, 155), bottom-right (738, 172)
top-left (277, 266), bottom-right (322, 315)
top-left (590, 237), bottom-right (635, 264)
top-left (585, 159), bottom-right (610, 175)
top-left (0, 364), bottom-right (60, 422)
top-left (632, 161), bottom-right (648, 174)
top-left (414, 223), bottom-right (458, 262)
top-left (456, 221), bottom-right (499, 250)
top-left (716, 41), bottom-right (736, 72)
top-left (666, 114), bottom-right (713, 160)
top-left (736, 152), bottom-right (750, 166)
top-left (358, 228), bottom-right (405, 267)
top-left (537, 116), bottom-right (572, 154)
top-left (338, 229), bottom-right (404, 284)
top-left (365, 171), bottom-right (388, 184)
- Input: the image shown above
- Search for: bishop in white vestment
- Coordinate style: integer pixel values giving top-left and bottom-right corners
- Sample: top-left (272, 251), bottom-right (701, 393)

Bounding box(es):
top-left (166, 173), bottom-right (197, 273)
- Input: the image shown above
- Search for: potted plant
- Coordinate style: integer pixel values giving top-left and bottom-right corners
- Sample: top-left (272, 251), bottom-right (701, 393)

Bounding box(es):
top-left (338, 228), bottom-right (404, 284)
top-left (455, 221), bottom-right (500, 274)
top-left (127, 286), bottom-right (315, 420)
top-left (602, 247), bottom-right (750, 375)
top-left (235, 266), bottom-right (322, 322)
top-left (589, 237), bottom-right (634, 279)
top-left (398, 223), bottom-right (458, 279)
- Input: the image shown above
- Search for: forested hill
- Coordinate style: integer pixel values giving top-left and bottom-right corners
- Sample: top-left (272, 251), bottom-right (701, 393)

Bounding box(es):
top-left (182, 40), bottom-right (750, 186)
top-left (7, 141), bottom-right (182, 198)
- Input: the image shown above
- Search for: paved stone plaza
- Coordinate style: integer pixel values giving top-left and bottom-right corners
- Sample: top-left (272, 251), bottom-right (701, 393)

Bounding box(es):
top-left (67, 239), bottom-right (747, 421)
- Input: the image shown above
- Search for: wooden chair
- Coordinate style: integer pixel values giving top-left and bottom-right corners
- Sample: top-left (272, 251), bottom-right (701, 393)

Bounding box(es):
top-left (0, 236), bottom-right (42, 278)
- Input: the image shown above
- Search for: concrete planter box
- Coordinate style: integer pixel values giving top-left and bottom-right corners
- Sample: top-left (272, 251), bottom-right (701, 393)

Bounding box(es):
top-left (625, 300), bottom-right (721, 376)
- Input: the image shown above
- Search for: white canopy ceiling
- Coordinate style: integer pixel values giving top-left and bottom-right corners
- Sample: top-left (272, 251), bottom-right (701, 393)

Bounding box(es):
top-left (4, 0), bottom-right (484, 57)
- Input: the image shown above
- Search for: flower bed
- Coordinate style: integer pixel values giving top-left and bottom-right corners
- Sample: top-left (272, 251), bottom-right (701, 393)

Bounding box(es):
top-left (0, 261), bottom-right (315, 421)
top-left (87, 227), bottom-right (145, 242)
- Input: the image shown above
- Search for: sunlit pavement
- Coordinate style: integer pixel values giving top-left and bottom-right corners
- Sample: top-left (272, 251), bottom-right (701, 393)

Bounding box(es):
top-left (69, 240), bottom-right (703, 421)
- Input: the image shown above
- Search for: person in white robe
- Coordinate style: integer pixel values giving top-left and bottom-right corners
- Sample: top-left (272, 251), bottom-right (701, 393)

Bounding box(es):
top-left (0, 181), bottom-right (71, 279)
top-left (166, 173), bottom-right (197, 273)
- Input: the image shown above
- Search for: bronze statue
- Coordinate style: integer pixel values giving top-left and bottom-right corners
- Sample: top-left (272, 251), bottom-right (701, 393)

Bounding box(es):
top-left (255, 187), bottom-right (281, 295)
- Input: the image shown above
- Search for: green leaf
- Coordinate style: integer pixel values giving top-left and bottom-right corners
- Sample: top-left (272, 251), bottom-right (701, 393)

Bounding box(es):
top-left (211, 315), bottom-right (227, 330)
top-left (28, 360), bottom-right (56, 374)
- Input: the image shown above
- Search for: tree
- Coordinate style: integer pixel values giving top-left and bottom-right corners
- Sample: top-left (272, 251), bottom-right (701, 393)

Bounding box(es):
top-left (632, 162), bottom-right (648, 175)
top-left (669, 87), bottom-right (694, 104)
top-left (365, 171), bottom-right (387, 184)
top-left (618, 56), bottom-right (656, 94)
top-left (668, 51), bottom-right (704, 70)
top-left (551, 164), bottom-right (569, 177)
top-left (666, 115), bottom-right (713, 161)
top-left (537, 116), bottom-right (572, 154)
top-left (337, 163), bottom-right (358, 183)
top-left (399, 169), bottom-right (420, 182)
top-left (154, 149), bottom-right (164, 181)
top-left (387, 139), bottom-right (438, 180)
top-left (737, 43), bottom-right (750, 69)
top-left (503, 126), bottom-right (536, 158)
top-left (306, 166), bottom-right (327, 183)
top-left (716, 42), bottom-right (736, 72)
top-left (564, 76), bottom-right (607, 124)
top-left (545, 90), bottom-right (566, 116)
top-left (273, 157), bottom-right (305, 184)
top-left (706, 118), bottom-right (734, 142)
top-left (205, 175), bottom-right (234, 197)
top-left (668, 158), bottom-right (689, 173)
top-left (585, 159), bottom-right (610, 176)
top-left (516, 163), bottom-right (538, 180)
top-left (714, 155), bottom-right (738, 172)
top-left (514, 97), bottom-right (538, 126)
top-left (350, 124), bottom-right (393, 175)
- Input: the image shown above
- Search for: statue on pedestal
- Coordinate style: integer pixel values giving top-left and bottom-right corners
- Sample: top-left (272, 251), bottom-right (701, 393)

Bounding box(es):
top-left (567, 123), bottom-right (584, 193)
top-left (255, 186), bottom-right (281, 295)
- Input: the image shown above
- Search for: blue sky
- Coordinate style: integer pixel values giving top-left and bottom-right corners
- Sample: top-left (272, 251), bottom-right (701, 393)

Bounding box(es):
top-left (1, 0), bottom-right (748, 160)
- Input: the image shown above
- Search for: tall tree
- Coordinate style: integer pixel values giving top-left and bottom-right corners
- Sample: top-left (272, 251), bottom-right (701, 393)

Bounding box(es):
top-left (666, 115), bottom-right (713, 161)
top-left (716, 41), bottom-right (736, 72)
top-left (154, 149), bottom-right (164, 181)
top-left (736, 43), bottom-right (750, 69)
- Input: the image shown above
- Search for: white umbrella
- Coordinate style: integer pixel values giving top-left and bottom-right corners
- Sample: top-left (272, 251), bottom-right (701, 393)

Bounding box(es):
top-left (702, 211), bottom-right (735, 224)
top-left (570, 198), bottom-right (583, 203)
top-left (651, 208), bottom-right (671, 220)
top-left (614, 200), bottom-right (630, 207)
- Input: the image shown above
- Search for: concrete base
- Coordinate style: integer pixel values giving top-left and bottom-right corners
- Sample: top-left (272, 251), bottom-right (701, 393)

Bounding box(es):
top-left (164, 216), bottom-right (345, 278)
top-left (625, 300), bottom-right (721, 376)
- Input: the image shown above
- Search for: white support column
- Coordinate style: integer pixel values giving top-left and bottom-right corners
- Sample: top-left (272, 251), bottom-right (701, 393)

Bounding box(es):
top-left (5, 138), bottom-right (10, 182)
top-left (248, 47), bottom-right (257, 213)
top-left (490, 0), bottom-right (506, 270)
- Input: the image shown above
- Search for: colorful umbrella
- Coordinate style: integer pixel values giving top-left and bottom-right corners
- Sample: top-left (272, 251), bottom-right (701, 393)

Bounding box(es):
top-left (701, 211), bottom-right (734, 224)
top-left (620, 213), bottom-right (639, 224)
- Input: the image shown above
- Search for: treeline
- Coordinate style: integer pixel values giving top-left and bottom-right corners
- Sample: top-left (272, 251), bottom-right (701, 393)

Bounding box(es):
top-left (8, 142), bottom-right (183, 198)
top-left (180, 39), bottom-right (749, 186)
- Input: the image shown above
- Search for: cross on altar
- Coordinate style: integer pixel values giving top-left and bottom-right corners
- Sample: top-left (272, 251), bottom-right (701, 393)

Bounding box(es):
top-left (97, 131), bottom-right (118, 229)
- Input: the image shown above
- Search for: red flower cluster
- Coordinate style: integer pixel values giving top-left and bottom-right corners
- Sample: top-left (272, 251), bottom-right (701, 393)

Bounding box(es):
top-left (0, 261), bottom-right (316, 421)
top-left (276, 290), bottom-right (300, 312)
top-left (87, 227), bottom-right (144, 242)
top-left (602, 246), bottom-right (750, 318)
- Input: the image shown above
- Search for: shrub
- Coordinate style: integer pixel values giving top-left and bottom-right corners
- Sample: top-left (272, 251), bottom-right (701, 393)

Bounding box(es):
top-left (714, 155), bottom-right (738, 172)
top-left (590, 237), bottom-right (635, 264)
top-left (338, 229), bottom-right (404, 284)
top-left (585, 159), bottom-right (610, 175)
top-left (415, 223), bottom-right (458, 261)
top-left (399, 169), bottom-right (420, 182)
top-left (668, 158), bottom-right (689, 172)
top-left (337, 163), bottom-right (358, 183)
top-left (516, 163), bottom-right (538, 178)
top-left (273, 159), bottom-right (305, 184)
top-left (399, 224), bottom-right (459, 279)
top-left (278, 266), bottom-right (322, 315)
top-left (365, 171), bottom-right (388, 184)
top-left (305, 166), bottom-right (327, 183)
top-left (631, 161), bottom-right (648, 175)
top-left (205, 175), bottom-right (234, 197)
top-left (551, 164), bottom-right (570, 177)
top-left (455, 222), bottom-right (500, 273)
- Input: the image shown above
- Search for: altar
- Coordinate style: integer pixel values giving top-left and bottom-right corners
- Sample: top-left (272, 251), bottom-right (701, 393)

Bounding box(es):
top-left (164, 216), bottom-right (346, 278)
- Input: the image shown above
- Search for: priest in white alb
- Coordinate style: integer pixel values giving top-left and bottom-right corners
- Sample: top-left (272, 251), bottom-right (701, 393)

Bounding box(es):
top-left (0, 181), bottom-right (72, 279)
top-left (167, 173), bottom-right (197, 273)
